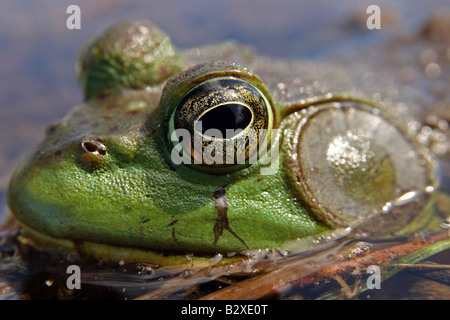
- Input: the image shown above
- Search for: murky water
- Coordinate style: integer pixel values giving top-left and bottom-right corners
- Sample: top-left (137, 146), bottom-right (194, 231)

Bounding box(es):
top-left (0, 0), bottom-right (449, 300)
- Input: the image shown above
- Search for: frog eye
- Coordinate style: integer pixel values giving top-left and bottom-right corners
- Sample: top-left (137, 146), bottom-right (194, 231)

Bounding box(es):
top-left (165, 62), bottom-right (274, 173)
top-left (288, 103), bottom-right (436, 229)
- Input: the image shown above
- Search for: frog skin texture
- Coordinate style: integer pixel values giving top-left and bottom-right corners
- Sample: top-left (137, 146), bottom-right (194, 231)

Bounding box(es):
top-left (6, 20), bottom-right (437, 265)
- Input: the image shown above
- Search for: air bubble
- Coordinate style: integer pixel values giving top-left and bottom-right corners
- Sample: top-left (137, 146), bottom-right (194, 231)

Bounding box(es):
top-left (394, 191), bottom-right (418, 206)
top-left (45, 279), bottom-right (54, 287)
top-left (382, 202), bottom-right (393, 213)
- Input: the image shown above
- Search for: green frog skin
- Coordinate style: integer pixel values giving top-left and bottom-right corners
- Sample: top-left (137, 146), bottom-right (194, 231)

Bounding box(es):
top-left (6, 21), bottom-right (437, 266)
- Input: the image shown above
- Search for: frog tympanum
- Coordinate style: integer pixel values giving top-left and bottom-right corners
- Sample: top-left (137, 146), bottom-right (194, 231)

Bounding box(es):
top-left (6, 21), bottom-right (438, 266)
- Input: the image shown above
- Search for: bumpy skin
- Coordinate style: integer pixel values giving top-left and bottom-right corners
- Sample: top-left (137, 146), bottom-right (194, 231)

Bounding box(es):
top-left (6, 21), bottom-right (436, 263)
top-left (77, 20), bottom-right (183, 100)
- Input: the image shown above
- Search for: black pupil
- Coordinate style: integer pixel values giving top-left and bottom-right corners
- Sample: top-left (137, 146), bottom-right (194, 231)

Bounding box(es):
top-left (196, 104), bottom-right (252, 138)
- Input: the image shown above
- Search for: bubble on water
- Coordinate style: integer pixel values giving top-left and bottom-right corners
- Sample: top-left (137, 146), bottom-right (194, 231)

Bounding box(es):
top-left (382, 202), bottom-right (393, 213)
top-left (424, 62), bottom-right (441, 79)
top-left (210, 253), bottom-right (223, 265)
top-left (407, 120), bottom-right (422, 134)
top-left (437, 119), bottom-right (448, 131)
top-left (394, 191), bottom-right (419, 206)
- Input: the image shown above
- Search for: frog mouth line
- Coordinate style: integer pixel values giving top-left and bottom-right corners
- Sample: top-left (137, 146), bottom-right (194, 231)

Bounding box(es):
top-left (17, 222), bottom-right (246, 267)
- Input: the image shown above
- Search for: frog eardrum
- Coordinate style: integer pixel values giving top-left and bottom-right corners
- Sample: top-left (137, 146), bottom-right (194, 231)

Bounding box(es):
top-left (164, 62), bottom-right (275, 173)
top-left (284, 102), bottom-right (437, 231)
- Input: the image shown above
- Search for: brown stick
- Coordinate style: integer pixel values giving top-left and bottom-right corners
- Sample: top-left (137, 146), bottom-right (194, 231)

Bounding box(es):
top-left (200, 232), bottom-right (449, 300)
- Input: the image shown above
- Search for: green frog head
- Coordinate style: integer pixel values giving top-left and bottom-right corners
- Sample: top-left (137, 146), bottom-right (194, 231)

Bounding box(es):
top-left (6, 21), bottom-right (438, 265)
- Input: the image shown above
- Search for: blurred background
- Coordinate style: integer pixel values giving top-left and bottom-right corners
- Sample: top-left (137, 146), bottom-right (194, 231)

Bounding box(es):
top-left (0, 0), bottom-right (448, 222)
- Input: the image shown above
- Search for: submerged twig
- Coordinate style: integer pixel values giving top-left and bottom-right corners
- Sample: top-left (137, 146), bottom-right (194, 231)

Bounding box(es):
top-left (395, 263), bottom-right (450, 269)
top-left (200, 232), bottom-right (450, 300)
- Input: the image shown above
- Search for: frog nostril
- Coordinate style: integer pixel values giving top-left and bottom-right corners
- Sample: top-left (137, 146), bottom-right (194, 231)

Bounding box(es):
top-left (81, 140), bottom-right (107, 156)
top-left (79, 138), bottom-right (108, 169)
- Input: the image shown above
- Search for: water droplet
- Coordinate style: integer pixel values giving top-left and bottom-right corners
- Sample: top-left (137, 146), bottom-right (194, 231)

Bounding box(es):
top-left (421, 126), bottom-right (433, 135)
top-left (437, 119), bottom-right (449, 131)
top-left (277, 82), bottom-right (286, 90)
top-left (382, 202), bottom-right (393, 213)
top-left (424, 63), bottom-right (441, 79)
top-left (407, 120), bottom-right (422, 134)
top-left (394, 191), bottom-right (418, 206)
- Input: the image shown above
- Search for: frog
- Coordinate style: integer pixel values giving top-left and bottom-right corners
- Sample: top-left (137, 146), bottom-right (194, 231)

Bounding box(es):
top-left (5, 20), bottom-right (440, 267)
